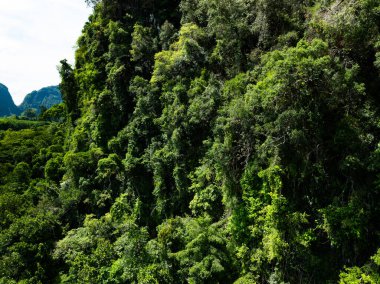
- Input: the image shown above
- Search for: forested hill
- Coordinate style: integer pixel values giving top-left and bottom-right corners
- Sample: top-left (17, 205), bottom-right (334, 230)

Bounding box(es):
top-left (0, 84), bottom-right (62, 117)
top-left (19, 86), bottom-right (62, 114)
top-left (1, 0), bottom-right (380, 283)
top-left (0, 83), bottom-right (19, 116)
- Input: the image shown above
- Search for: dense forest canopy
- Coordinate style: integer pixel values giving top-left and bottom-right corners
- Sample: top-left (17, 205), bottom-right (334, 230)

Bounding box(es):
top-left (1, 0), bottom-right (380, 283)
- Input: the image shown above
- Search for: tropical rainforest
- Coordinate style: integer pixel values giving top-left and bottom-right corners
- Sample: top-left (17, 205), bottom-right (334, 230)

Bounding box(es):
top-left (1, 0), bottom-right (380, 283)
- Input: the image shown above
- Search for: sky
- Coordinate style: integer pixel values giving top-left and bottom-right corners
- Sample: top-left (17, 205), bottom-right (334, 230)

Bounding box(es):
top-left (0, 0), bottom-right (92, 105)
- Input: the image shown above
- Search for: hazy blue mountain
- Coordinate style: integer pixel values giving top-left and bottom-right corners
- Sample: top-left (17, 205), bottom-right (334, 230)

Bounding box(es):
top-left (0, 83), bottom-right (20, 117)
top-left (19, 86), bottom-right (62, 113)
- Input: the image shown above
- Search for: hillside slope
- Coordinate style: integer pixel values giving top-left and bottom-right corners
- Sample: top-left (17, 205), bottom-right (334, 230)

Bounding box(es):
top-left (19, 86), bottom-right (62, 113)
top-left (0, 83), bottom-right (20, 116)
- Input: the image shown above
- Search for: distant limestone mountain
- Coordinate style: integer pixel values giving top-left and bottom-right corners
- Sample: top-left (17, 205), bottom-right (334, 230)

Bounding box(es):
top-left (0, 83), bottom-right (20, 117)
top-left (19, 86), bottom-right (62, 113)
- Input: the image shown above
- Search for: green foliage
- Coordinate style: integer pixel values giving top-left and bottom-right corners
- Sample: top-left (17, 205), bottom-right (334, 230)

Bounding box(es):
top-left (130, 24), bottom-right (158, 76)
top-left (39, 103), bottom-right (66, 122)
top-left (0, 123), bottom-right (65, 282)
top-left (0, 117), bottom-right (47, 130)
top-left (20, 108), bottom-right (38, 120)
top-left (339, 249), bottom-right (380, 283)
top-left (2, 0), bottom-right (380, 282)
top-left (54, 214), bottom-right (115, 283)
top-left (58, 60), bottom-right (79, 123)
top-left (151, 23), bottom-right (206, 83)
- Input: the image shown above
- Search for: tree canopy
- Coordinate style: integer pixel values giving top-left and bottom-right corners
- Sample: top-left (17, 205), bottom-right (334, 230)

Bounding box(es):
top-left (2, 0), bottom-right (380, 283)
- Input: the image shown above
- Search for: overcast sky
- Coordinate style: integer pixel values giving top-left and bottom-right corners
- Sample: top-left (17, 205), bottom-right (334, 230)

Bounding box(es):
top-left (0, 0), bottom-right (92, 104)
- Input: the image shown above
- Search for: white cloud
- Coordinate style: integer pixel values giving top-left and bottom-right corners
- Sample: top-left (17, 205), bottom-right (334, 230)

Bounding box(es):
top-left (0, 0), bottom-right (92, 104)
